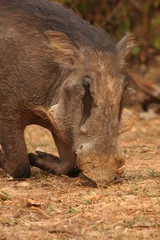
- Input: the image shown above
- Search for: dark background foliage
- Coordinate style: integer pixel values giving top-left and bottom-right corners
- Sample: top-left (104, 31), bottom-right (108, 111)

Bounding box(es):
top-left (53, 0), bottom-right (160, 63)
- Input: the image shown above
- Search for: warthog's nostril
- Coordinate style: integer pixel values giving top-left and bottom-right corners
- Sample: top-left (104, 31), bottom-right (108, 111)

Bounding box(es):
top-left (80, 145), bottom-right (83, 150)
top-left (76, 143), bottom-right (92, 155)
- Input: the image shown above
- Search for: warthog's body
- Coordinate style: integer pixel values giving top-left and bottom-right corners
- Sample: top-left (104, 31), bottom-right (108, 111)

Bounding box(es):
top-left (0, 0), bottom-right (135, 185)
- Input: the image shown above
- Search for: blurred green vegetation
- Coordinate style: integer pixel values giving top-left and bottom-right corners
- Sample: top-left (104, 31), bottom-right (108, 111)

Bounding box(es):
top-left (52, 0), bottom-right (160, 62)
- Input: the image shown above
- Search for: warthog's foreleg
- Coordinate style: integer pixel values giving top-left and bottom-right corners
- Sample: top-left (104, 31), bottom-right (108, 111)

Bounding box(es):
top-left (29, 134), bottom-right (80, 177)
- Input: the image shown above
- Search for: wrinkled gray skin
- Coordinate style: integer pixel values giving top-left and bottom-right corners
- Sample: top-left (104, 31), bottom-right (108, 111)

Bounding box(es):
top-left (0, 0), bottom-right (136, 186)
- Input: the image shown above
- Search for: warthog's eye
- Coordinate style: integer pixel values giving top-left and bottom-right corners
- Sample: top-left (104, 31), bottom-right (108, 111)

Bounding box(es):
top-left (82, 79), bottom-right (90, 88)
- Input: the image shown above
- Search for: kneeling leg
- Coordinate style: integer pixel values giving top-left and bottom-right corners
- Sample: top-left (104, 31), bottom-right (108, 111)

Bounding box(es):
top-left (0, 120), bottom-right (30, 178)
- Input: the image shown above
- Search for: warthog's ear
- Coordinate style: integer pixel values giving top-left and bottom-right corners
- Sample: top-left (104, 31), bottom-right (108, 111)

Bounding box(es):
top-left (45, 31), bottom-right (82, 67)
top-left (117, 33), bottom-right (135, 64)
top-left (119, 108), bottom-right (137, 134)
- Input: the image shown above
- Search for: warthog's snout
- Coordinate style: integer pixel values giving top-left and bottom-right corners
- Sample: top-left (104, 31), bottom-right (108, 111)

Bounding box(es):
top-left (76, 147), bottom-right (125, 186)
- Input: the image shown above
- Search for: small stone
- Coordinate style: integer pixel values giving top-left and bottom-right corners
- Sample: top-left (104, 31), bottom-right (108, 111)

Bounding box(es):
top-left (115, 226), bottom-right (123, 231)
top-left (0, 192), bottom-right (9, 200)
top-left (27, 199), bottom-right (42, 207)
top-left (140, 146), bottom-right (149, 153)
top-left (17, 182), bottom-right (30, 187)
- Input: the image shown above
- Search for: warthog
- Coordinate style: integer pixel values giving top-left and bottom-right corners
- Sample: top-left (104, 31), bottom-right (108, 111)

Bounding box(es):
top-left (0, 0), bottom-right (136, 186)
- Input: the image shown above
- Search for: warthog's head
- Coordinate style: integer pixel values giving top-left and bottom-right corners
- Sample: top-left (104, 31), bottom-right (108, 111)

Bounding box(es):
top-left (46, 31), bottom-right (136, 186)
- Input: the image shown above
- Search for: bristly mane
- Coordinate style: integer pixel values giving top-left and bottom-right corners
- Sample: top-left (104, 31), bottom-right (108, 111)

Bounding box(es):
top-left (1, 0), bottom-right (116, 53)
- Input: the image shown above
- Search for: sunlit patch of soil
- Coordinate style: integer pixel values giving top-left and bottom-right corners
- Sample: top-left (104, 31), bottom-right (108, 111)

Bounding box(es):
top-left (0, 115), bottom-right (160, 240)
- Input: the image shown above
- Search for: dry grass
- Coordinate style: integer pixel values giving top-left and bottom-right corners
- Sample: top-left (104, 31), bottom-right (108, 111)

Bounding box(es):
top-left (0, 114), bottom-right (160, 240)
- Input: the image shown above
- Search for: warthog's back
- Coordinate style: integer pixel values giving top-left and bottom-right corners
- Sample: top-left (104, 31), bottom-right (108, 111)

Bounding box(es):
top-left (0, 0), bottom-right (113, 51)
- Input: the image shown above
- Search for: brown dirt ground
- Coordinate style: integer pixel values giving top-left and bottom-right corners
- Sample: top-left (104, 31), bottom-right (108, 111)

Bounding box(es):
top-left (0, 109), bottom-right (160, 240)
